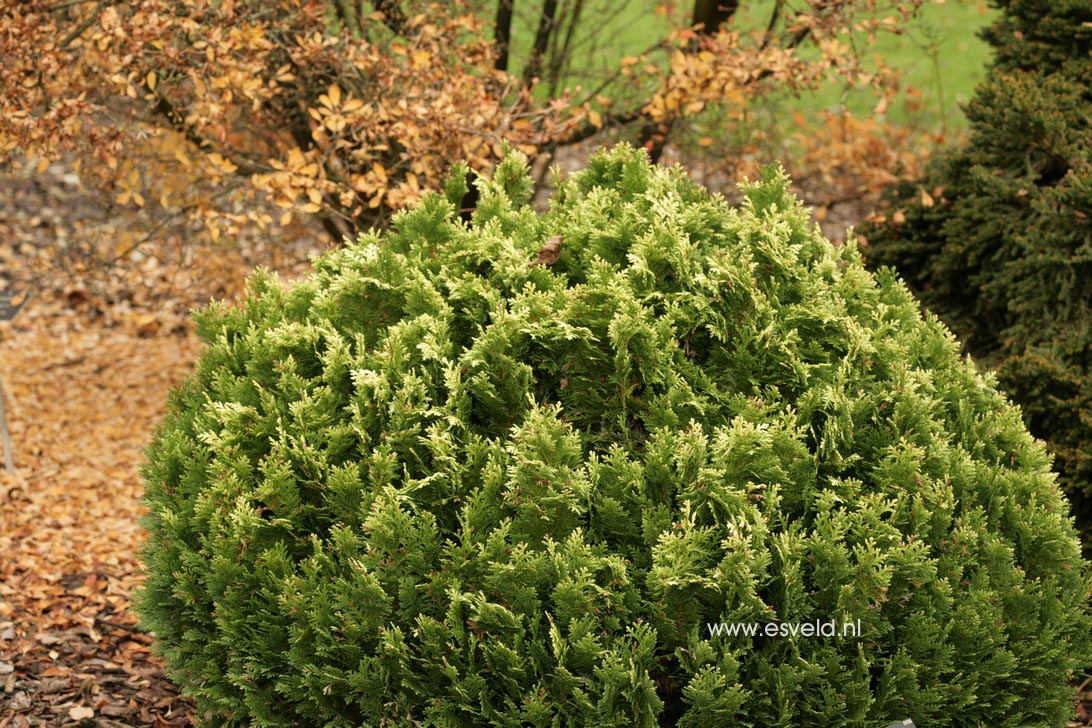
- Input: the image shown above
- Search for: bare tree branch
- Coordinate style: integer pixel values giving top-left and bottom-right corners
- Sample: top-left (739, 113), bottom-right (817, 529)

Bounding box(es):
top-left (523, 0), bottom-right (559, 85)
top-left (546, 0), bottom-right (584, 98)
top-left (60, 0), bottom-right (108, 47)
top-left (760, 0), bottom-right (784, 50)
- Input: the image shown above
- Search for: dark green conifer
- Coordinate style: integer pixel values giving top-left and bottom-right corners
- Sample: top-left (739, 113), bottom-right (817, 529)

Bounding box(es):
top-left (139, 146), bottom-right (1090, 726)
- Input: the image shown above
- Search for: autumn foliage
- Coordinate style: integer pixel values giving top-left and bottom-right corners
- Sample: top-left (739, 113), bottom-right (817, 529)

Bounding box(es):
top-left (2, 0), bottom-right (924, 250)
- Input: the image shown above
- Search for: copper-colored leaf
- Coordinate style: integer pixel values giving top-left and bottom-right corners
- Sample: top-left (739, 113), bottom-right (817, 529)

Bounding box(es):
top-left (532, 235), bottom-right (563, 267)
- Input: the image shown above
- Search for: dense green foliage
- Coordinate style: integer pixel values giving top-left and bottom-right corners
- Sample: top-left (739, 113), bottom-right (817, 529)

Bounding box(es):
top-left (139, 146), bottom-right (1090, 726)
top-left (861, 0), bottom-right (1092, 546)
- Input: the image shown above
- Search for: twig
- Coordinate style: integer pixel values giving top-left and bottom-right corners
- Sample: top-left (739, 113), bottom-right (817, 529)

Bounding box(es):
top-left (524, 0), bottom-right (560, 87)
top-left (760, 0), bottom-right (783, 51)
top-left (61, 0), bottom-right (108, 48)
top-left (94, 615), bottom-right (143, 634)
top-left (50, 0), bottom-right (101, 10)
top-left (109, 184), bottom-right (238, 264)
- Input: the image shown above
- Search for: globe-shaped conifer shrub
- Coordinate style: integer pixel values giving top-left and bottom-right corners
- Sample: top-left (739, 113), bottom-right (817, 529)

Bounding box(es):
top-left (139, 145), bottom-right (1090, 727)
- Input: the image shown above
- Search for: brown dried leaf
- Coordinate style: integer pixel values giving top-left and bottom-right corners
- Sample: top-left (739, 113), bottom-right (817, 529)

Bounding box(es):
top-left (533, 235), bottom-right (563, 267)
top-left (69, 705), bottom-right (94, 721)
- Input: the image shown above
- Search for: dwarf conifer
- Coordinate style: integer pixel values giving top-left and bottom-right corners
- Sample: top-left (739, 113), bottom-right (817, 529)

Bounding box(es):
top-left (139, 145), bottom-right (1091, 726)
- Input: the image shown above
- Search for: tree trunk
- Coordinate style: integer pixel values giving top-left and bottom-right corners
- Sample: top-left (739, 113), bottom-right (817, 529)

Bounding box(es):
top-left (523, 0), bottom-right (559, 85)
top-left (638, 0), bottom-right (738, 163)
top-left (494, 0), bottom-right (515, 72)
top-left (691, 0), bottom-right (738, 33)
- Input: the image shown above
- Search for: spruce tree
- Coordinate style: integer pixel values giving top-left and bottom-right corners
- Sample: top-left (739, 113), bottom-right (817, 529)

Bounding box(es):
top-left (861, 0), bottom-right (1092, 548)
top-left (139, 146), bottom-right (1091, 726)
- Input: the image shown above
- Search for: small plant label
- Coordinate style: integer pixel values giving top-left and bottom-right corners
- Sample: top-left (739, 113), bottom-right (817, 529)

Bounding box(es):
top-left (884, 721), bottom-right (916, 728)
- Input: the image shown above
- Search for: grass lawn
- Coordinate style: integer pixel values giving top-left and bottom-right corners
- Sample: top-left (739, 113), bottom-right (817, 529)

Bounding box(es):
top-left (501, 0), bottom-right (996, 134)
top-left (761, 0), bottom-right (998, 133)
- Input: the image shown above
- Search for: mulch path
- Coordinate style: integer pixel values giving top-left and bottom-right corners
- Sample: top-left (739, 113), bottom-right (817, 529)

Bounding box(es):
top-left (0, 310), bottom-right (201, 727)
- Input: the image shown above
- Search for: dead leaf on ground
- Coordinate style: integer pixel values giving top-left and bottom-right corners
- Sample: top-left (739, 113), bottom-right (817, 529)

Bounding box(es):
top-left (69, 705), bottom-right (95, 720)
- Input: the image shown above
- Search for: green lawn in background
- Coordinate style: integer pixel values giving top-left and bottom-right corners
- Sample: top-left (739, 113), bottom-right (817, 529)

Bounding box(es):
top-left (766, 0), bottom-right (997, 133)
top-left (502, 0), bottom-right (676, 98)
top-left (502, 0), bottom-right (995, 134)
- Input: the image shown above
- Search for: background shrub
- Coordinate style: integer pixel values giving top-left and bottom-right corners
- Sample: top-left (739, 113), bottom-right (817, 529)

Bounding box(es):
top-left (860, 0), bottom-right (1092, 550)
top-left (139, 145), bottom-right (1090, 726)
